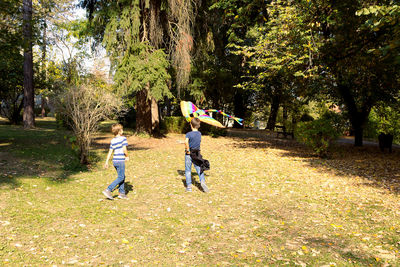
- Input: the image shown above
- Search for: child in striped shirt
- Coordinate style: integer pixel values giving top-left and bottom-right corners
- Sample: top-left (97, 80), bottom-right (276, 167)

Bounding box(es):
top-left (103, 123), bottom-right (129, 200)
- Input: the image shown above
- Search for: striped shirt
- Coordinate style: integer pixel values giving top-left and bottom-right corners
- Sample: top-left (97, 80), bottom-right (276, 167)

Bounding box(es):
top-left (110, 136), bottom-right (128, 162)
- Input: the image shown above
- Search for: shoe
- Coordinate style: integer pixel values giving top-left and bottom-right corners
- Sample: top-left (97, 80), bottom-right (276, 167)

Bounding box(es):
top-left (186, 186), bottom-right (192, 192)
top-left (102, 189), bottom-right (113, 200)
top-left (200, 182), bottom-right (209, 193)
top-left (118, 194), bottom-right (128, 199)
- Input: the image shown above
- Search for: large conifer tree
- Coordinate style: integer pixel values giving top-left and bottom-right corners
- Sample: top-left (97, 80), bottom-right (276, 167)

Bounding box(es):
top-left (81, 0), bottom-right (196, 134)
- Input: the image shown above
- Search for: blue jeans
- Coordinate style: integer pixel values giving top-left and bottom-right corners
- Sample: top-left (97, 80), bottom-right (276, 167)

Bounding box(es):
top-left (185, 154), bottom-right (205, 187)
top-left (107, 161), bottom-right (125, 194)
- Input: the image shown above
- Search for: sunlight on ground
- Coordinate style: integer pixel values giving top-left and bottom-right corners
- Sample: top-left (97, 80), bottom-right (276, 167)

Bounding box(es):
top-left (1, 120), bottom-right (400, 265)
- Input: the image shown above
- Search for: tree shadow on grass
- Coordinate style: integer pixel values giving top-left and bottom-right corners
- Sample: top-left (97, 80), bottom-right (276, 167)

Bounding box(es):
top-left (0, 119), bottom-right (91, 186)
top-left (227, 129), bottom-right (400, 194)
top-left (304, 236), bottom-right (378, 265)
top-left (254, 204), bottom-right (382, 265)
top-left (91, 136), bottom-right (150, 151)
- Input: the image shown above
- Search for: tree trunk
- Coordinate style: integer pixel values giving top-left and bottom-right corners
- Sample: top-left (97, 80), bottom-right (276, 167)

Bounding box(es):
top-left (337, 83), bottom-right (371, 147)
top-left (353, 122), bottom-right (363, 147)
top-left (266, 94), bottom-right (281, 130)
top-left (41, 96), bottom-right (46, 117)
top-left (165, 96), bottom-right (172, 116)
top-left (151, 97), bottom-right (160, 135)
top-left (23, 0), bottom-right (35, 129)
top-left (11, 96), bottom-right (24, 125)
top-left (136, 89), bottom-right (152, 134)
top-left (282, 104), bottom-right (288, 122)
top-left (41, 19), bottom-right (47, 118)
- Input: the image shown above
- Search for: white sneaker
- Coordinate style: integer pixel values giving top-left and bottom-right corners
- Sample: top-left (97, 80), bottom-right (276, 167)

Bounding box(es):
top-left (200, 182), bottom-right (209, 193)
top-left (102, 189), bottom-right (113, 200)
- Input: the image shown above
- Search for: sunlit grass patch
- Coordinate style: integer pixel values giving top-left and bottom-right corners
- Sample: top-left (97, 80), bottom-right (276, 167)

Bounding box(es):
top-left (1, 122), bottom-right (400, 265)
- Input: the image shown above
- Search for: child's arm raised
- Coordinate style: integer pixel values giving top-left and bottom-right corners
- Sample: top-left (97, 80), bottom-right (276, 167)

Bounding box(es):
top-left (104, 149), bottom-right (113, 168)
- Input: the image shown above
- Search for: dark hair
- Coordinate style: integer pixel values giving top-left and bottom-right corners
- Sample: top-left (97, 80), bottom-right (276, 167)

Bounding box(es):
top-left (190, 118), bottom-right (201, 129)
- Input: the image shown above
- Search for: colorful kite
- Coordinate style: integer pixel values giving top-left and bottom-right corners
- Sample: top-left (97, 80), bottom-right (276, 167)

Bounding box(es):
top-left (180, 101), bottom-right (243, 128)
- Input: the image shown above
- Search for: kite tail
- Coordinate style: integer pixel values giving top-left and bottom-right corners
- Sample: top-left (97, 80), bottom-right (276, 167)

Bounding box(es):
top-left (203, 109), bottom-right (244, 125)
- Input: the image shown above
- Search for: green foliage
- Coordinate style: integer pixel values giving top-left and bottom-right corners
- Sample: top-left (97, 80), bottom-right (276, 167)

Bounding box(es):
top-left (96, 1), bottom-right (172, 101)
top-left (64, 134), bottom-right (79, 154)
top-left (204, 126), bottom-right (228, 138)
top-left (356, 4), bottom-right (400, 63)
top-left (233, 0), bottom-right (321, 90)
top-left (118, 108), bottom-right (136, 129)
top-left (0, 0), bottom-right (24, 124)
top-left (160, 116), bottom-right (227, 137)
top-left (366, 104), bottom-right (400, 144)
top-left (160, 117), bottom-right (190, 134)
top-left (295, 118), bottom-right (341, 157)
top-left (300, 113), bottom-right (314, 122)
top-left (113, 43), bottom-right (172, 101)
top-left (55, 112), bottom-right (72, 130)
top-left (319, 111), bottom-right (348, 136)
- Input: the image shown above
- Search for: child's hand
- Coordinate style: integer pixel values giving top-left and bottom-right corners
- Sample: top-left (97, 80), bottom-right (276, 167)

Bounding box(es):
top-left (125, 157), bottom-right (130, 161)
top-left (104, 162), bottom-right (109, 169)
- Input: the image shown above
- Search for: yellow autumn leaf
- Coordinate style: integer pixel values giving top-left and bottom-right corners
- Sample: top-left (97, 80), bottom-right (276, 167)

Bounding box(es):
top-left (122, 238), bottom-right (129, 244)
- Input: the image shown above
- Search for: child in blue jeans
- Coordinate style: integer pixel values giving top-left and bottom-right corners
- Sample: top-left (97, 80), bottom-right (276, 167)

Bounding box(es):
top-left (184, 118), bottom-right (210, 193)
top-left (103, 123), bottom-right (129, 199)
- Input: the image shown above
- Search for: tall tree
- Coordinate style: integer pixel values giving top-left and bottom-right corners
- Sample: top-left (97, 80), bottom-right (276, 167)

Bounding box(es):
top-left (232, 1), bottom-right (320, 129)
top-left (209, 0), bottom-right (267, 127)
top-left (23, 0), bottom-right (35, 128)
top-left (81, 0), bottom-right (196, 134)
top-left (0, 0), bottom-right (24, 124)
top-left (36, 0), bottom-right (72, 117)
top-left (301, 0), bottom-right (400, 146)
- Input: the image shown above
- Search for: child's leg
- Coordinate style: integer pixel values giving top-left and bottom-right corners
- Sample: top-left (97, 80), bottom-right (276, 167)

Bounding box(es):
top-left (185, 154), bottom-right (193, 188)
top-left (193, 164), bottom-right (205, 183)
top-left (117, 162), bottom-right (126, 194)
top-left (107, 162), bottom-right (125, 193)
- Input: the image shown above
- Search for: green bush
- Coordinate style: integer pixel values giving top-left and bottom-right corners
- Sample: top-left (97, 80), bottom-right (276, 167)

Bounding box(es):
top-left (300, 113), bottom-right (314, 122)
top-left (160, 116), bottom-right (190, 134)
top-left (55, 112), bottom-right (72, 130)
top-left (34, 107), bottom-right (50, 116)
top-left (201, 123), bottom-right (227, 137)
top-left (364, 110), bottom-right (379, 139)
top-left (118, 108), bottom-right (136, 129)
top-left (160, 116), bottom-right (227, 137)
top-left (295, 118), bottom-right (341, 157)
top-left (366, 105), bottom-right (400, 144)
top-left (320, 110), bottom-right (348, 135)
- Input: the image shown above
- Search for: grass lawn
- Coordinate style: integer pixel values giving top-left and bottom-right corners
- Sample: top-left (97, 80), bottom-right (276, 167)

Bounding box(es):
top-left (1, 117), bottom-right (400, 266)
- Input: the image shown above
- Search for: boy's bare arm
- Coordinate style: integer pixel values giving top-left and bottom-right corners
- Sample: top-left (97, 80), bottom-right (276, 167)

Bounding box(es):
top-left (104, 149), bottom-right (113, 168)
top-left (185, 138), bottom-right (190, 154)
